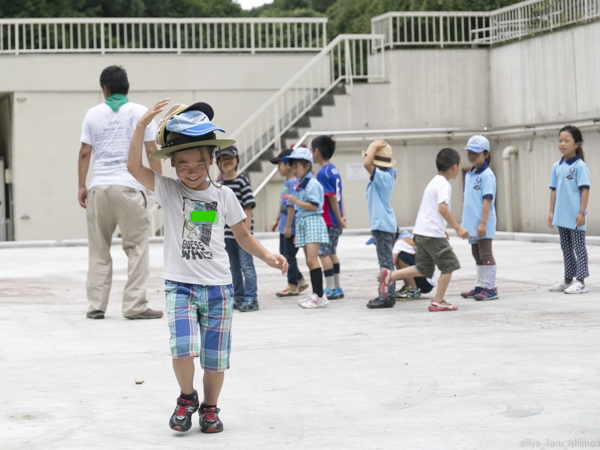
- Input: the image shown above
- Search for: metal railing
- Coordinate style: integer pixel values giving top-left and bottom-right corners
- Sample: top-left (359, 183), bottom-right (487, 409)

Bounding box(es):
top-left (233, 34), bottom-right (386, 173)
top-left (0, 17), bottom-right (327, 54)
top-left (371, 0), bottom-right (600, 48)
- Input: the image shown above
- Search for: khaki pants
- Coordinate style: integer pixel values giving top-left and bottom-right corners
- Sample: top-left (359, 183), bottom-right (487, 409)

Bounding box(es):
top-left (86, 185), bottom-right (150, 317)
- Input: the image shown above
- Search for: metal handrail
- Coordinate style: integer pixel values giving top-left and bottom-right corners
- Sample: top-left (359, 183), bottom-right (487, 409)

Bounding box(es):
top-left (0, 17), bottom-right (328, 54)
top-left (371, 0), bottom-right (600, 48)
top-left (232, 33), bottom-right (386, 176)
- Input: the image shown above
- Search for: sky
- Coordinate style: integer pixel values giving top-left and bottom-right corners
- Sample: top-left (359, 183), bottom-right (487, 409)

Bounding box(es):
top-left (236, 0), bottom-right (272, 9)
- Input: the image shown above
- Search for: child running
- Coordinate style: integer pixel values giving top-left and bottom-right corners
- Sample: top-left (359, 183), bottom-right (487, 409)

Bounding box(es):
top-left (380, 148), bottom-right (468, 311)
top-left (282, 147), bottom-right (330, 308)
top-left (459, 135), bottom-right (499, 301)
top-left (127, 99), bottom-right (287, 434)
top-left (311, 135), bottom-right (346, 300)
top-left (548, 125), bottom-right (590, 294)
top-left (269, 148), bottom-right (309, 297)
top-left (216, 146), bottom-right (260, 312)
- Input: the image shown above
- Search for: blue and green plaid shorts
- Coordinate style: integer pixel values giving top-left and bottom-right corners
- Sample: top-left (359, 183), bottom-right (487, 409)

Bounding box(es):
top-left (295, 215), bottom-right (329, 248)
top-left (165, 280), bottom-right (234, 372)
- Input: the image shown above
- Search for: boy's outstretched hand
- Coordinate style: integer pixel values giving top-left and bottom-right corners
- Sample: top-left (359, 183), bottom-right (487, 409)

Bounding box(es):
top-left (265, 254), bottom-right (288, 275)
top-left (140, 98), bottom-right (170, 128)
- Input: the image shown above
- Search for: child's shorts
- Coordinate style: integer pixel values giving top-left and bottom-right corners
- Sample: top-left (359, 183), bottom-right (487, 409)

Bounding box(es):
top-left (165, 280), bottom-right (234, 372)
top-left (295, 215), bottom-right (329, 248)
top-left (319, 226), bottom-right (343, 256)
top-left (414, 235), bottom-right (461, 277)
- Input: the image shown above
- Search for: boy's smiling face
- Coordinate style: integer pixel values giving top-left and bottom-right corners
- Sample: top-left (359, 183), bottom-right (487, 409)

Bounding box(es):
top-left (171, 147), bottom-right (213, 190)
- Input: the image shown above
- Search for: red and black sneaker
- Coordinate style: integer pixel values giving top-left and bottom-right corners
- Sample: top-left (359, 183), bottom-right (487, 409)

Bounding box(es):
top-left (199, 405), bottom-right (223, 433)
top-left (169, 394), bottom-right (199, 432)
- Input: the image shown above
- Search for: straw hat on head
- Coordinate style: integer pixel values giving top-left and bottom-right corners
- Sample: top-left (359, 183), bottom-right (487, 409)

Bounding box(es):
top-left (150, 102), bottom-right (236, 160)
top-left (362, 144), bottom-right (396, 167)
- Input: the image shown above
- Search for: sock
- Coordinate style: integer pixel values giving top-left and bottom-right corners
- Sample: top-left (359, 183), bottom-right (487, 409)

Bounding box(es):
top-left (483, 265), bottom-right (497, 290)
top-left (475, 265), bottom-right (485, 287)
top-left (181, 391), bottom-right (197, 400)
top-left (324, 268), bottom-right (335, 290)
top-left (333, 263), bottom-right (341, 288)
top-left (310, 268), bottom-right (323, 298)
top-left (201, 403), bottom-right (216, 409)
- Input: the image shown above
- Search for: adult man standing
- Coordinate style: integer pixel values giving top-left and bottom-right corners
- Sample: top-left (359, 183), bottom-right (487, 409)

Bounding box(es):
top-left (78, 65), bottom-right (163, 320)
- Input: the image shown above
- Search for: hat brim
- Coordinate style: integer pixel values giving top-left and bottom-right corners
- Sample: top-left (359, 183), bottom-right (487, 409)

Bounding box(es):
top-left (464, 146), bottom-right (486, 153)
top-left (361, 150), bottom-right (396, 167)
top-left (149, 139), bottom-right (237, 160)
top-left (282, 156), bottom-right (312, 164)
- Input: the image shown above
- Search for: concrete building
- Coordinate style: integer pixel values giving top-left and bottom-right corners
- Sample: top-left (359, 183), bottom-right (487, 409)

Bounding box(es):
top-left (0, 8), bottom-right (599, 241)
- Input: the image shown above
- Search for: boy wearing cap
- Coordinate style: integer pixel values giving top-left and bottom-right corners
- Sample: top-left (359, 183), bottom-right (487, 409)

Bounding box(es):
top-left (459, 135), bottom-right (499, 301)
top-left (269, 149), bottom-right (309, 297)
top-left (282, 147), bottom-right (330, 308)
top-left (127, 99), bottom-right (287, 434)
top-left (311, 135), bottom-right (346, 300)
top-left (216, 146), bottom-right (259, 312)
top-left (363, 140), bottom-right (398, 309)
top-left (379, 148), bottom-right (469, 312)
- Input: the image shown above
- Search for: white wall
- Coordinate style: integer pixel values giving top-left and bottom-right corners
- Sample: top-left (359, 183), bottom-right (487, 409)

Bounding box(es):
top-left (0, 52), bottom-right (318, 240)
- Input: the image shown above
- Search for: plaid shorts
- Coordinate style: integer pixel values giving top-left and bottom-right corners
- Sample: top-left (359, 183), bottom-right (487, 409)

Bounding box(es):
top-left (165, 280), bottom-right (234, 372)
top-left (295, 215), bottom-right (329, 248)
top-left (319, 226), bottom-right (343, 256)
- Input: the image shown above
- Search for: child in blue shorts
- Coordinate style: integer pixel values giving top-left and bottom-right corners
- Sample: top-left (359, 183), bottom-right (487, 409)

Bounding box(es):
top-left (127, 99), bottom-right (287, 434)
top-left (283, 147), bottom-right (330, 309)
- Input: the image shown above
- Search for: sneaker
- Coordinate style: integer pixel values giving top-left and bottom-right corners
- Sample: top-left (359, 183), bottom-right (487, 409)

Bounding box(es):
top-left (199, 405), bottom-right (223, 433)
top-left (379, 268), bottom-right (392, 299)
top-left (126, 308), bottom-right (163, 320)
top-left (323, 287), bottom-right (334, 298)
top-left (238, 299), bottom-right (259, 312)
top-left (328, 287), bottom-right (345, 300)
top-left (233, 299), bottom-right (243, 311)
top-left (394, 285), bottom-right (411, 298)
top-left (366, 296), bottom-right (395, 309)
top-left (461, 286), bottom-right (483, 298)
top-left (564, 280), bottom-right (587, 294)
top-left (299, 293), bottom-right (329, 309)
top-left (474, 287), bottom-right (499, 301)
top-left (276, 284), bottom-right (300, 297)
top-left (86, 310), bottom-right (105, 319)
top-left (169, 393), bottom-right (199, 432)
top-left (298, 279), bottom-right (309, 293)
top-left (549, 280), bottom-right (572, 292)
top-left (397, 286), bottom-right (421, 299)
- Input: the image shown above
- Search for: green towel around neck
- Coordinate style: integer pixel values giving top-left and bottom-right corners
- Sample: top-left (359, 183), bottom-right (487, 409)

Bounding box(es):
top-left (105, 94), bottom-right (129, 112)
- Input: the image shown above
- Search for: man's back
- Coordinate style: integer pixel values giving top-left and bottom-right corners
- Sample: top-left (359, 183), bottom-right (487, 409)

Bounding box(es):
top-left (81, 102), bottom-right (155, 190)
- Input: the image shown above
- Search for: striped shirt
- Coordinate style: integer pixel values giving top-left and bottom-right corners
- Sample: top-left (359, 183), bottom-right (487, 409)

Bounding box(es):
top-left (223, 173), bottom-right (255, 239)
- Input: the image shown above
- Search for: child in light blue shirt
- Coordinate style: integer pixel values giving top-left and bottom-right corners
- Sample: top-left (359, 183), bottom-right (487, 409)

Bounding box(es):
top-left (363, 140), bottom-right (398, 309)
top-left (548, 125), bottom-right (590, 294)
top-left (460, 135), bottom-right (499, 301)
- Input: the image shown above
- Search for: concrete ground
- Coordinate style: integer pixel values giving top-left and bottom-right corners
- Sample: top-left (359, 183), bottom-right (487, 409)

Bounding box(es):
top-left (1, 234), bottom-right (599, 450)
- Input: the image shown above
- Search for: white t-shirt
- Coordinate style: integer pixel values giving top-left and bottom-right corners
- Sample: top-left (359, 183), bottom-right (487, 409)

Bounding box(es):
top-left (149, 173), bottom-right (246, 285)
top-left (81, 102), bottom-right (157, 190)
top-left (413, 175), bottom-right (452, 238)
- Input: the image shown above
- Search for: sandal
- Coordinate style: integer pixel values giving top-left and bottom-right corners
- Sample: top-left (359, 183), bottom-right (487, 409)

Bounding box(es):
top-left (428, 300), bottom-right (458, 312)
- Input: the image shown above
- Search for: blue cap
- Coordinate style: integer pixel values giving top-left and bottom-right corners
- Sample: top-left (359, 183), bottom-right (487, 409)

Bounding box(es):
top-left (464, 135), bottom-right (490, 153)
top-left (282, 147), bottom-right (313, 164)
top-left (166, 110), bottom-right (225, 137)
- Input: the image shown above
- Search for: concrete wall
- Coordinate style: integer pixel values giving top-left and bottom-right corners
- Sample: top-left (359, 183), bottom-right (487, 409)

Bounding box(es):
top-left (0, 52), bottom-right (318, 240)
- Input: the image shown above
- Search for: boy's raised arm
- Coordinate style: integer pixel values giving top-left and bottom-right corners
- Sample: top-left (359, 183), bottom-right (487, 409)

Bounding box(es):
top-left (128, 99), bottom-right (170, 191)
top-left (363, 140), bottom-right (387, 175)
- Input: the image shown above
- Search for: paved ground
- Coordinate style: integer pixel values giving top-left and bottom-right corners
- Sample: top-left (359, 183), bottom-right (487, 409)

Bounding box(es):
top-left (1, 234), bottom-right (599, 450)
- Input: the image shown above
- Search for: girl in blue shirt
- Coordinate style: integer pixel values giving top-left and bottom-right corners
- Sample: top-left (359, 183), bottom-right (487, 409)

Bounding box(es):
top-left (460, 135), bottom-right (499, 301)
top-left (548, 125), bottom-right (590, 294)
top-left (283, 147), bottom-right (330, 308)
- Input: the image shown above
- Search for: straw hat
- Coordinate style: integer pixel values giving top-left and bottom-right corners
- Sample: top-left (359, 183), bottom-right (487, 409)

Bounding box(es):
top-left (361, 144), bottom-right (396, 167)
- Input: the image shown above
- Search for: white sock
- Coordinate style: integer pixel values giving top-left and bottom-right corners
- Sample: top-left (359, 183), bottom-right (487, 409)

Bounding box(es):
top-left (476, 265), bottom-right (485, 287)
top-left (484, 265), bottom-right (497, 290)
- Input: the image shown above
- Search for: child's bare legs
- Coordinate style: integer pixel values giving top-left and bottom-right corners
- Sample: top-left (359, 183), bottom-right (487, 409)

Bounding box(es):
top-left (172, 357), bottom-right (224, 405)
top-left (203, 371), bottom-right (224, 405)
top-left (304, 243), bottom-right (320, 270)
top-left (433, 273), bottom-right (452, 303)
top-left (396, 257), bottom-right (417, 288)
top-left (173, 356), bottom-right (195, 395)
top-left (389, 265), bottom-right (422, 284)
top-left (319, 254), bottom-right (333, 271)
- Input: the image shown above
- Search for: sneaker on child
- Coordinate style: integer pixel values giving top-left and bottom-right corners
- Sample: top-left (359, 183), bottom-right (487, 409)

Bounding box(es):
top-left (473, 287), bottom-right (499, 301)
top-left (564, 280), bottom-right (587, 294)
top-left (199, 405), bottom-right (223, 433)
top-left (276, 284), bottom-right (300, 297)
top-left (238, 298), bottom-right (259, 312)
top-left (328, 287), bottom-right (345, 300)
top-left (298, 279), bottom-right (309, 293)
top-left (461, 286), bottom-right (483, 298)
top-left (299, 293), bottom-right (330, 309)
top-left (396, 285), bottom-right (421, 299)
top-left (169, 393), bottom-right (199, 432)
top-left (549, 280), bottom-right (572, 292)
